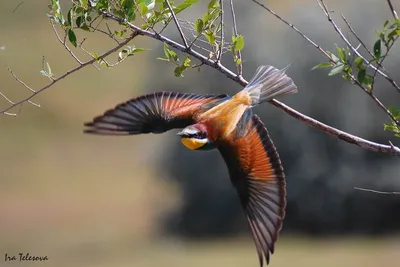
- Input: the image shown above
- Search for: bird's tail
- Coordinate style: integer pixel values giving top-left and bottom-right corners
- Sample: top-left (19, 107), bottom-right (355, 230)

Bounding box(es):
top-left (243, 65), bottom-right (298, 106)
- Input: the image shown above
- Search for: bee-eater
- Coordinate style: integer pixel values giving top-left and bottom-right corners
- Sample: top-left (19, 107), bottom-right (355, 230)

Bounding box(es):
top-left (84, 65), bottom-right (297, 266)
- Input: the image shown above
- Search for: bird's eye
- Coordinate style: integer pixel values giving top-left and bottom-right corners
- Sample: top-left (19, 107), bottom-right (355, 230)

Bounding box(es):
top-left (193, 132), bottom-right (206, 139)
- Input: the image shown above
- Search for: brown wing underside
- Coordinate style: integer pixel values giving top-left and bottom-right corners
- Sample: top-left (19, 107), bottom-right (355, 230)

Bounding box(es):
top-left (84, 92), bottom-right (229, 135)
top-left (218, 114), bottom-right (286, 266)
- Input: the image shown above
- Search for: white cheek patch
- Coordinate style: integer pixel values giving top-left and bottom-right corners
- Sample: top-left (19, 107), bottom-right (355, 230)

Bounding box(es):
top-left (183, 128), bottom-right (199, 135)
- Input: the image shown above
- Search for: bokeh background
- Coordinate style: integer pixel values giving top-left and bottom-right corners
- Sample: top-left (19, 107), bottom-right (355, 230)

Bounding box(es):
top-left (0, 0), bottom-right (399, 266)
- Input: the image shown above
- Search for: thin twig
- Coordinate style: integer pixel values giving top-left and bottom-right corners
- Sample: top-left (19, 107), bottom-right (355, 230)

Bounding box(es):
top-left (340, 14), bottom-right (388, 73)
top-left (165, 0), bottom-right (189, 48)
top-left (386, 0), bottom-right (399, 20)
top-left (354, 187), bottom-right (400, 195)
top-left (251, 0), bottom-right (332, 60)
top-left (101, 10), bottom-right (400, 156)
top-left (317, 0), bottom-right (400, 93)
top-left (8, 67), bottom-right (36, 93)
top-left (217, 0), bottom-right (224, 62)
top-left (1, 33), bottom-right (139, 115)
top-left (229, 0), bottom-right (242, 76)
top-left (51, 21), bottom-right (83, 64)
top-left (12, 0), bottom-right (27, 13)
top-left (251, 1), bottom-right (399, 131)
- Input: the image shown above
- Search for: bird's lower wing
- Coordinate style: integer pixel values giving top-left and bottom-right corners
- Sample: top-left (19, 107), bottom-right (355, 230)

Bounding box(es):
top-left (218, 114), bottom-right (286, 266)
top-left (84, 92), bottom-right (229, 135)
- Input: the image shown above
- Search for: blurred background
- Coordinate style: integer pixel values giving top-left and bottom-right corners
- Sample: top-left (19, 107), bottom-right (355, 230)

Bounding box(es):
top-left (0, 0), bottom-right (399, 266)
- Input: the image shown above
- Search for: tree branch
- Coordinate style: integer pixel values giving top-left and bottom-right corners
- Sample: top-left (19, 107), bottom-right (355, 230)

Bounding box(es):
top-left (98, 10), bottom-right (400, 156)
top-left (317, 0), bottom-right (400, 93)
top-left (217, 0), bottom-right (224, 62)
top-left (354, 187), bottom-right (400, 195)
top-left (1, 32), bottom-right (139, 115)
top-left (165, 0), bottom-right (189, 48)
top-left (250, 1), bottom-right (400, 127)
top-left (386, 0), bottom-right (399, 20)
top-left (229, 0), bottom-right (242, 76)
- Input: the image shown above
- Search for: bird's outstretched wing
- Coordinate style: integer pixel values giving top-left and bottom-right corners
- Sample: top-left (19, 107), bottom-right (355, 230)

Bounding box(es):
top-left (218, 114), bottom-right (286, 266)
top-left (84, 92), bottom-right (229, 135)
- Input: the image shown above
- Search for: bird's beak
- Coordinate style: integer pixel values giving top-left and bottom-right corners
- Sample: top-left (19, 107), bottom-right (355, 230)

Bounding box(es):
top-left (176, 131), bottom-right (185, 136)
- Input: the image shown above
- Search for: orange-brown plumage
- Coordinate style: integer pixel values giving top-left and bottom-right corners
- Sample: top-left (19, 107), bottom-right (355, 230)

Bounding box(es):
top-left (84, 65), bottom-right (297, 266)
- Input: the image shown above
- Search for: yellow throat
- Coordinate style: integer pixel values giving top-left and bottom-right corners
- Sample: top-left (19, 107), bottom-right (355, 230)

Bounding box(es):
top-left (180, 137), bottom-right (207, 150)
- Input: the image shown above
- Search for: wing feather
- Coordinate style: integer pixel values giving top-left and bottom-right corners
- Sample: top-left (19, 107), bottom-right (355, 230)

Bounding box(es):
top-left (84, 92), bottom-right (229, 135)
top-left (218, 114), bottom-right (286, 266)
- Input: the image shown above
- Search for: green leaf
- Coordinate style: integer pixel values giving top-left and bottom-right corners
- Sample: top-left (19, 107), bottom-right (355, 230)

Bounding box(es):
top-left (373, 39), bottom-right (381, 60)
top-left (68, 29), bottom-right (77, 47)
top-left (118, 45), bottom-right (146, 61)
top-left (207, 0), bottom-right (219, 9)
top-left (336, 46), bottom-right (345, 62)
top-left (139, 2), bottom-right (149, 16)
top-left (357, 68), bottom-right (366, 83)
top-left (79, 0), bottom-right (88, 7)
top-left (204, 30), bottom-right (216, 45)
top-left (163, 43), bottom-right (178, 61)
top-left (384, 19), bottom-right (390, 28)
top-left (354, 57), bottom-right (363, 68)
top-left (388, 29), bottom-right (399, 40)
top-left (194, 19), bottom-right (204, 33)
top-left (328, 63), bottom-right (345, 76)
top-left (364, 75), bottom-right (374, 86)
top-left (384, 124), bottom-right (398, 132)
top-left (310, 62), bottom-right (331, 70)
top-left (76, 16), bottom-right (84, 28)
top-left (174, 65), bottom-right (187, 77)
top-left (174, 0), bottom-right (199, 15)
top-left (183, 57), bottom-right (191, 67)
top-left (233, 35), bottom-right (244, 51)
top-left (156, 57), bottom-right (170, 61)
top-left (67, 8), bottom-right (73, 27)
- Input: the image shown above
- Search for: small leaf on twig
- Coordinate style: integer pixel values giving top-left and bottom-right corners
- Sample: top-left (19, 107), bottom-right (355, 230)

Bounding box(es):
top-left (194, 19), bottom-right (204, 33)
top-left (373, 39), bottom-right (381, 60)
top-left (118, 45), bottom-right (146, 61)
top-left (174, 0), bottom-right (199, 15)
top-left (311, 62), bottom-right (331, 70)
top-left (163, 43), bottom-right (179, 62)
top-left (232, 35), bottom-right (244, 51)
top-left (68, 29), bottom-right (77, 47)
top-left (328, 63), bottom-right (345, 76)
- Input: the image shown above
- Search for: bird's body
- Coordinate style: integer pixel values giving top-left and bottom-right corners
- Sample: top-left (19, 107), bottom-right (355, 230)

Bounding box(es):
top-left (84, 65), bottom-right (297, 266)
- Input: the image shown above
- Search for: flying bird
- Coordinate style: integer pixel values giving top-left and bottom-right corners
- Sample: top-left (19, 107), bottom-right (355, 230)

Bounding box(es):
top-left (84, 65), bottom-right (297, 266)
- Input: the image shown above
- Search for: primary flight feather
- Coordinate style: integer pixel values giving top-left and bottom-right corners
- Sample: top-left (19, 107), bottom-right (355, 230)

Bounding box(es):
top-left (84, 65), bottom-right (297, 266)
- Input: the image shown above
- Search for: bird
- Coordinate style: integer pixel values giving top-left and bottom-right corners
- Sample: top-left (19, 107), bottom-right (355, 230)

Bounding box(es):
top-left (84, 65), bottom-right (298, 266)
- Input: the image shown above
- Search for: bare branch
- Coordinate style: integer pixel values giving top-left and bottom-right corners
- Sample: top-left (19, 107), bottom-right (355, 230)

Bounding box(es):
top-left (100, 10), bottom-right (400, 156)
top-left (340, 14), bottom-right (388, 73)
top-left (51, 21), bottom-right (83, 65)
top-left (251, 0), bottom-right (333, 60)
top-left (317, 0), bottom-right (400, 93)
top-left (354, 187), bottom-right (400, 195)
top-left (165, 0), bottom-right (189, 48)
top-left (1, 32), bottom-right (139, 115)
top-left (12, 0), bottom-right (27, 13)
top-left (8, 67), bottom-right (36, 93)
top-left (386, 0), bottom-right (399, 20)
top-left (229, 0), bottom-right (242, 76)
top-left (217, 0), bottom-right (224, 62)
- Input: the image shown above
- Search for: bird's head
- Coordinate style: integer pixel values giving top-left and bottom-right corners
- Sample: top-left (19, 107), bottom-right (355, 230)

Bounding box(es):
top-left (177, 124), bottom-right (213, 150)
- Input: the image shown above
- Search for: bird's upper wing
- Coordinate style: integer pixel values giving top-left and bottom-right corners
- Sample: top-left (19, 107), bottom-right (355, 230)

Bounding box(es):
top-left (84, 92), bottom-right (229, 135)
top-left (218, 114), bottom-right (286, 266)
